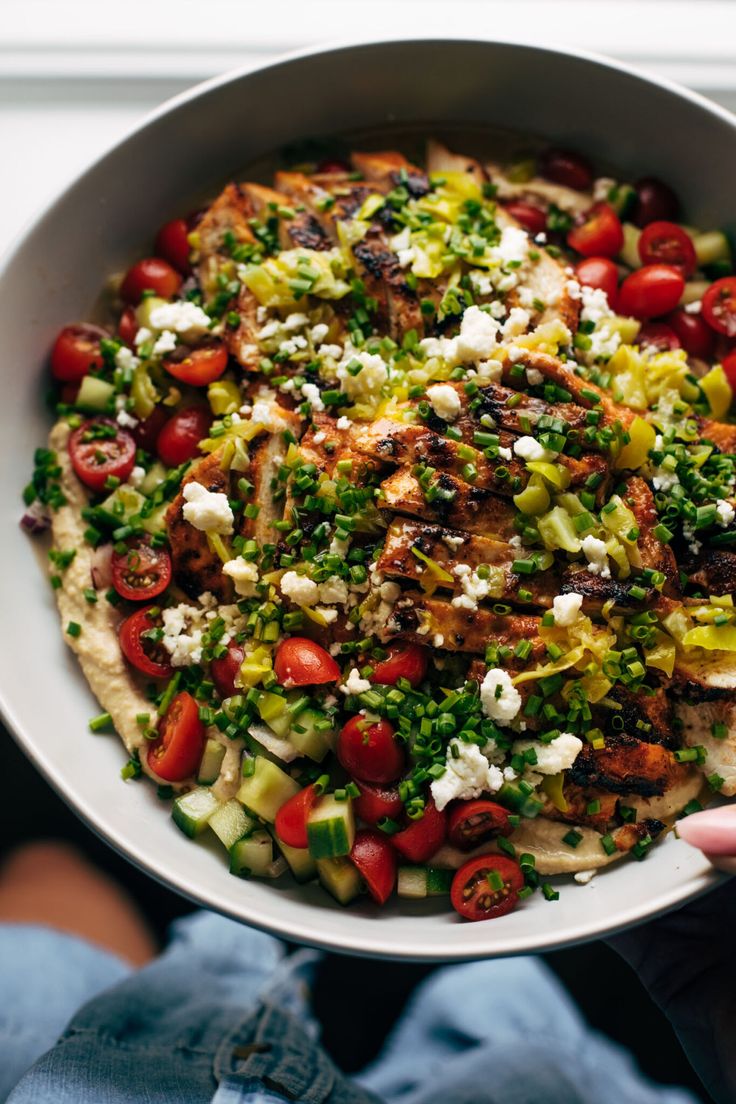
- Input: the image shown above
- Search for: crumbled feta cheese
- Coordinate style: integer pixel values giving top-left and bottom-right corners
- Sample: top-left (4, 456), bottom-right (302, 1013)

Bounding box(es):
top-left (455, 305), bottom-right (501, 361)
top-left (300, 382), bottom-right (324, 412)
top-left (480, 668), bottom-right (522, 723)
top-left (336, 416), bottom-right (352, 431)
top-left (592, 177), bottom-right (616, 203)
top-left (430, 739), bottom-right (504, 811)
top-left (133, 327), bottom-right (152, 349)
top-left (310, 322), bottom-right (329, 344)
top-left (284, 312), bottom-right (309, 331)
top-left (716, 500), bottom-right (735, 527)
top-left (250, 397), bottom-right (287, 431)
top-left (552, 592), bottom-right (583, 627)
top-left (427, 383), bottom-right (462, 422)
top-left (513, 435), bottom-right (553, 462)
top-left (182, 483), bottom-right (234, 535)
top-left (318, 343), bottom-right (343, 360)
top-left (433, 633), bottom-right (445, 648)
top-left (526, 367), bottom-right (544, 386)
top-left (151, 329), bottom-right (177, 357)
top-left (149, 300), bottom-right (211, 335)
top-left (115, 345), bottom-right (140, 373)
top-left (442, 533), bottom-right (465, 550)
top-left (340, 667), bottom-right (371, 697)
top-left (513, 732), bottom-right (583, 775)
top-left (581, 535), bottom-right (610, 578)
top-left (502, 307), bottom-right (530, 339)
top-left (473, 358), bottom-right (504, 383)
top-left (651, 467), bottom-right (680, 493)
top-left (312, 431), bottom-right (326, 445)
top-left (498, 446), bottom-right (513, 461)
top-left (380, 580), bottom-right (401, 602)
top-left (492, 225), bottom-right (529, 267)
top-left (319, 576), bottom-right (349, 605)
top-left (280, 570), bottom-right (319, 607)
top-left (451, 564), bottom-right (491, 611)
top-left (684, 300), bottom-right (702, 315)
top-left (337, 350), bottom-right (388, 401)
top-left (128, 465), bottom-right (145, 489)
top-left (315, 606), bottom-right (338, 624)
top-left (222, 556), bottom-right (259, 597)
top-left (580, 285), bottom-right (612, 324)
top-left (161, 594), bottom-right (246, 668)
top-left (575, 869), bottom-right (596, 885)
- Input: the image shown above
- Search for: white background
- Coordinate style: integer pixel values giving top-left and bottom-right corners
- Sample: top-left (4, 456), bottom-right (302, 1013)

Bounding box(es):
top-left (3, 0), bottom-right (736, 255)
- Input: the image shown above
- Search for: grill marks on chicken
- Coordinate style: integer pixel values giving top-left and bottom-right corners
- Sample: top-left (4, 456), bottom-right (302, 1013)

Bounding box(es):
top-left (568, 732), bottom-right (687, 798)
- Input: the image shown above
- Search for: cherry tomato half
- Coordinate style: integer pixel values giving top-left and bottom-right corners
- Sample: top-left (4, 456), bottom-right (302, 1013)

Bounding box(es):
top-left (117, 306), bottom-right (139, 346)
top-left (567, 203), bottom-right (623, 258)
top-left (275, 784), bottom-right (321, 849)
top-left (147, 691), bottom-right (205, 782)
top-left (210, 642), bottom-right (245, 700)
top-left (391, 799), bottom-right (446, 864)
top-left (118, 606), bottom-right (173, 679)
top-left (353, 780), bottom-right (403, 826)
top-left (350, 829), bottom-right (397, 905)
top-left (637, 322), bottom-right (681, 352)
top-left (575, 256), bottom-right (619, 306)
top-left (163, 341), bottom-right (228, 387)
top-left (721, 351), bottom-right (736, 392)
top-left (371, 643), bottom-right (429, 688)
top-left (617, 264), bottom-right (685, 320)
top-left (447, 800), bottom-right (512, 851)
top-left (156, 406), bottom-right (212, 467)
top-left (664, 308), bottom-right (715, 360)
top-left (702, 277), bottom-right (736, 337)
top-left (337, 716), bottom-right (404, 784)
top-left (633, 178), bottom-right (679, 228)
top-left (68, 418), bottom-right (136, 492)
top-left (503, 200), bottom-right (547, 237)
top-left (274, 638), bottom-right (340, 688)
top-left (133, 404), bottom-right (170, 454)
top-left (50, 323), bottom-right (107, 383)
top-left (155, 218), bottom-right (191, 274)
top-left (638, 221), bottom-right (696, 278)
top-left (120, 257), bottom-right (182, 304)
top-left (450, 854), bottom-right (524, 922)
top-left (539, 148), bottom-right (593, 192)
top-left (111, 536), bottom-right (172, 602)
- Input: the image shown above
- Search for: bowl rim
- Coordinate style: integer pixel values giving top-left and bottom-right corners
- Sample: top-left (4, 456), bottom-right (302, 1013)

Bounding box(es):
top-left (1, 34), bottom-right (728, 960)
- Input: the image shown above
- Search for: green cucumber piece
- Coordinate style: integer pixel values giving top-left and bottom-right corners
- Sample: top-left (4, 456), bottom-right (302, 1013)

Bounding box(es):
top-left (140, 502), bottom-right (168, 536)
top-left (270, 829), bottom-right (317, 883)
top-left (140, 461), bottom-right (167, 497)
top-left (257, 690), bottom-right (291, 738)
top-left (497, 782), bottom-right (544, 819)
top-left (236, 757), bottom-right (300, 822)
top-left (75, 375), bottom-right (116, 413)
top-left (692, 230), bottom-right (731, 267)
top-left (619, 223), bottom-right (642, 269)
top-left (100, 485), bottom-right (146, 523)
top-left (288, 708), bottom-right (332, 762)
top-left (135, 295), bottom-right (169, 330)
top-left (209, 799), bottom-right (256, 851)
top-left (307, 795), bottom-right (355, 860)
top-left (681, 279), bottom-right (711, 306)
top-left (316, 856), bottom-right (362, 905)
top-left (172, 787), bottom-right (220, 838)
top-left (196, 738), bottom-right (226, 785)
top-left (397, 866), bottom-right (454, 899)
top-left (229, 830), bottom-right (274, 878)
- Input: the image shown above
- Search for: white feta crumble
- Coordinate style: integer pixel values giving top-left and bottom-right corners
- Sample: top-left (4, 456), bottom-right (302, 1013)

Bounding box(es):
top-left (512, 732), bottom-right (583, 775)
top-left (433, 633), bottom-right (445, 648)
top-left (451, 564), bottom-right (491, 611)
top-left (310, 322), bottom-right (329, 344)
top-left (581, 535), bottom-right (610, 579)
top-left (336, 416), bottom-right (353, 431)
top-left (442, 533), bottom-right (465, 550)
top-left (182, 483), bottom-right (234, 535)
top-left (340, 667), bottom-right (371, 697)
top-left (716, 500), bottom-right (735, 527)
top-left (315, 606), bottom-right (338, 624)
top-left (684, 300), bottom-right (702, 315)
top-left (318, 343), bottom-right (343, 360)
top-left (552, 592), bottom-right (583, 627)
top-left (115, 343), bottom-right (140, 372)
top-left (284, 312), bottom-right (309, 331)
top-left (133, 327), bottom-right (152, 349)
top-left (480, 668), bottom-right (522, 723)
top-left (513, 435), bottom-right (553, 462)
top-left (502, 307), bottom-right (531, 339)
top-left (128, 465), bottom-right (146, 489)
top-left (498, 446), bottom-right (513, 461)
top-left (430, 739), bottom-right (504, 811)
top-left (427, 383), bottom-right (462, 422)
top-left (492, 225), bottom-right (529, 267)
top-left (222, 556), bottom-right (259, 597)
top-left (565, 279), bottom-right (582, 301)
top-left (526, 367), bottom-right (544, 386)
top-left (250, 397), bottom-right (287, 431)
top-left (651, 468), bottom-right (680, 493)
top-left (592, 177), bottom-right (616, 202)
top-left (280, 570), bottom-right (319, 607)
top-left (149, 300), bottom-right (211, 336)
top-left (114, 394), bottom-right (139, 429)
top-left (151, 329), bottom-right (177, 357)
top-left (312, 431), bottom-right (326, 445)
top-left (454, 305), bottom-right (501, 361)
top-left (337, 350), bottom-right (388, 400)
top-left (575, 869), bottom-right (596, 885)
top-left (300, 382), bottom-right (324, 412)
top-left (319, 576), bottom-right (349, 605)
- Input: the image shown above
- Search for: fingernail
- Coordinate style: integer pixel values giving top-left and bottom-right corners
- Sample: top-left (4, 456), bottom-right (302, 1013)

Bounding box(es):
top-left (678, 805), bottom-right (736, 855)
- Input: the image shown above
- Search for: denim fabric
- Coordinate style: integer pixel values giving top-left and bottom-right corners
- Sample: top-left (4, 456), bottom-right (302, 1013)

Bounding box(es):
top-left (1, 912), bottom-right (698, 1104)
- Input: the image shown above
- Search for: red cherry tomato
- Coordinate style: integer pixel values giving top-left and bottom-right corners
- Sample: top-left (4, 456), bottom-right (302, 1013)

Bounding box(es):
top-left (637, 322), bottom-right (681, 352)
top-left (210, 642), bottom-right (245, 700)
top-left (353, 780), bottom-right (403, 826)
top-left (567, 203), bottom-right (623, 258)
top-left (338, 716), bottom-right (404, 784)
top-left (273, 638), bottom-right (340, 688)
top-left (450, 854), bottom-right (524, 922)
top-left (503, 200), bottom-right (547, 236)
top-left (391, 799), bottom-right (446, 863)
top-left (132, 404), bottom-right (170, 453)
top-left (664, 308), bottom-right (715, 360)
top-left (633, 178), bottom-right (679, 228)
top-left (575, 257), bottom-right (619, 305)
top-left (617, 265), bottom-right (685, 320)
top-left (50, 324), bottom-right (107, 383)
top-left (162, 341), bottom-right (228, 387)
top-left (120, 257), bottom-right (182, 304)
top-left (721, 351), bottom-right (736, 392)
top-left (68, 418), bottom-right (136, 492)
top-left (147, 691), bottom-right (205, 782)
top-left (316, 157), bottom-right (350, 174)
top-left (155, 218), bottom-right (191, 274)
top-left (156, 406), bottom-right (212, 467)
top-left (371, 643), bottom-right (429, 688)
top-left (118, 606), bottom-right (173, 679)
top-left (539, 148), bottom-right (593, 192)
top-left (274, 784), bottom-right (321, 849)
top-left (702, 277), bottom-right (736, 337)
top-left (447, 800), bottom-right (512, 851)
top-left (638, 221), bottom-right (696, 278)
top-left (111, 536), bottom-right (172, 602)
top-left (350, 829), bottom-right (397, 905)
top-left (117, 306), bottom-right (139, 346)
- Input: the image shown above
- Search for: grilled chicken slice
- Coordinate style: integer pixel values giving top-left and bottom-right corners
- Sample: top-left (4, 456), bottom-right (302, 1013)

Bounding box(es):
top-left (683, 547), bottom-right (736, 596)
top-left (623, 476), bottom-right (680, 595)
top-left (484, 159), bottom-right (592, 216)
top-left (196, 183), bottom-right (257, 298)
top-left (604, 684), bottom-right (676, 748)
top-left (568, 732), bottom-right (688, 798)
top-left (379, 468), bottom-right (519, 541)
top-left (166, 451), bottom-right (235, 601)
top-left (240, 181), bottom-right (332, 253)
top-left (351, 150), bottom-right (429, 193)
top-left (698, 416), bottom-right (736, 455)
top-left (384, 592), bottom-right (545, 658)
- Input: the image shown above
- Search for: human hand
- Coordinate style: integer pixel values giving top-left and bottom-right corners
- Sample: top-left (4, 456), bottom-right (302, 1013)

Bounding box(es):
top-left (610, 808), bottom-right (736, 1104)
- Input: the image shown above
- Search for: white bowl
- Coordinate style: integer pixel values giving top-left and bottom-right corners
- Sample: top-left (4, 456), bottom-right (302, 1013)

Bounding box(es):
top-left (1, 39), bottom-right (729, 960)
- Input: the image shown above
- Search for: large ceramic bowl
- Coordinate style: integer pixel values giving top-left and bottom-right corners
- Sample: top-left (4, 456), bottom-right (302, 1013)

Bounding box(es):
top-left (1, 39), bottom-right (731, 960)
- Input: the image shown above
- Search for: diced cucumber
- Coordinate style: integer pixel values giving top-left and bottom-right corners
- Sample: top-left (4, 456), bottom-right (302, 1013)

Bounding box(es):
top-left (245, 723), bottom-right (298, 764)
top-left (681, 279), bottom-right (711, 306)
top-left (140, 502), bottom-right (168, 536)
top-left (397, 866), bottom-right (453, 899)
top-left (75, 375), bottom-right (116, 413)
top-left (100, 485), bottom-right (146, 523)
top-left (497, 782), bottom-right (544, 819)
top-left (229, 830), bottom-right (274, 878)
top-left (236, 757), bottom-right (300, 822)
top-left (692, 230), bottom-right (731, 267)
top-left (270, 829), bottom-right (317, 883)
top-left (307, 795), bottom-right (355, 860)
top-left (135, 295), bottom-right (168, 330)
top-left (209, 799), bottom-right (256, 851)
top-left (608, 183), bottom-right (636, 220)
top-left (172, 787), bottom-right (220, 838)
top-left (316, 857), bottom-right (362, 905)
top-left (257, 690), bottom-right (291, 738)
top-left (619, 223), bottom-right (641, 269)
top-left (140, 461), bottom-right (167, 496)
top-left (288, 708), bottom-right (332, 762)
top-left (197, 737), bottom-right (226, 785)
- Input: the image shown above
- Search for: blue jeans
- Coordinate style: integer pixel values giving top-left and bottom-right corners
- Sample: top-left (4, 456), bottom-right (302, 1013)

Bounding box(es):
top-left (0, 912), bottom-right (697, 1104)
